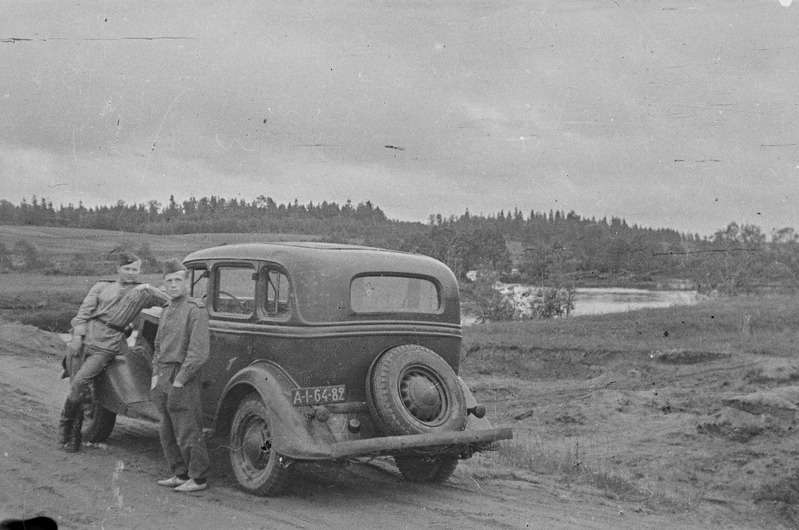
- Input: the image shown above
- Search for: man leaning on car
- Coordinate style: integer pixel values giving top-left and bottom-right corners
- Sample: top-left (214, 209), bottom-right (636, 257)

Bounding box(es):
top-left (59, 251), bottom-right (167, 452)
top-left (151, 258), bottom-right (211, 493)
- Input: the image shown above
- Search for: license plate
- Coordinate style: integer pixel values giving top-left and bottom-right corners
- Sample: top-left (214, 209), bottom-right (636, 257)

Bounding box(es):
top-left (292, 385), bottom-right (346, 406)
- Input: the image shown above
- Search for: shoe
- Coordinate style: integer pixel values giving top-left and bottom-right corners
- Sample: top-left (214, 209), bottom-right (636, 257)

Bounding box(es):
top-left (174, 479), bottom-right (208, 493)
top-left (157, 476), bottom-right (187, 487)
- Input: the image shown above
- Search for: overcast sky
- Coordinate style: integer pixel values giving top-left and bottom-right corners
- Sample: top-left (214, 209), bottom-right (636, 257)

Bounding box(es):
top-left (1, 0), bottom-right (798, 236)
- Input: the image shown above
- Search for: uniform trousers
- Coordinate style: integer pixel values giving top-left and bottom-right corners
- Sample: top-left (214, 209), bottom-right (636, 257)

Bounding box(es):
top-left (66, 345), bottom-right (116, 404)
top-left (152, 364), bottom-right (210, 481)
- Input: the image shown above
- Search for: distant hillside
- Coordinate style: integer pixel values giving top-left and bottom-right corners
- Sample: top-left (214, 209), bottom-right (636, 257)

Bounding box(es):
top-left (1, 196), bottom-right (797, 294)
top-left (0, 225), bottom-right (317, 259)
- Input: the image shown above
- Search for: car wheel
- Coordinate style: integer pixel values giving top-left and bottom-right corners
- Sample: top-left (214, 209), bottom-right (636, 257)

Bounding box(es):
top-left (229, 394), bottom-right (291, 496)
top-left (395, 455), bottom-right (459, 483)
top-left (81, 383), bottom-right (117, 443)
top-left (367, 345), bottom-right (467, 436)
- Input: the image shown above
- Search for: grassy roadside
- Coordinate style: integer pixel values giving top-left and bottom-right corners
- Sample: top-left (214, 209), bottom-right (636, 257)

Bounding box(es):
top-left (462, 293), bottom-right (799, 361)
top-left (460, 294), bottom-right (799, 526)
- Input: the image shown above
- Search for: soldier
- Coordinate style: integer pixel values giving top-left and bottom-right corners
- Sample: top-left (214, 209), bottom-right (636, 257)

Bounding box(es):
top-left (152, 259), bottom-right (211, 493)
top-left (60, 251), bottom-right (168, 452)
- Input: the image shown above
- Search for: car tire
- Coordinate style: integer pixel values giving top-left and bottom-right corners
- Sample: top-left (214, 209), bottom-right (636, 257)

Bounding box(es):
top-left (229, 394), bottom-right (292, 496)
top-left (366, 345), bottom-right (467, 436)
top-left (395, 455), bottom-right (459, 483)
top-left (82, 383), bottom-right (117, 443)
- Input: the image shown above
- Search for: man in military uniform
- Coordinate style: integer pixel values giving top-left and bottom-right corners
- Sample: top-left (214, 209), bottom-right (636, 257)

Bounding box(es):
top-left (60, 251), bottom-right (168, 452)
top-left (151, 258), bottom-right (211, 493)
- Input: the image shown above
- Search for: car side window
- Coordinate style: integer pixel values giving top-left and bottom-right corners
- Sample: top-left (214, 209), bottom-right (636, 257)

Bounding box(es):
top-left (264, 269), bottom-right (290, 319)
top-left (214, 266), bottom-right (255, 316)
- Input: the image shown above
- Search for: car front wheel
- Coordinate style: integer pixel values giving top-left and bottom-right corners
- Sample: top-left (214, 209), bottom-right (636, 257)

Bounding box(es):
top-left (229, 394), bottom-right (291, 496)
top-left (82, 383), bottom-right (116, 443)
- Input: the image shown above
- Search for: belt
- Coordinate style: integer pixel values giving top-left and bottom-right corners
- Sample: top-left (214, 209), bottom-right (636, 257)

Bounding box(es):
top-left (93, 317), bottom-right (128, 334)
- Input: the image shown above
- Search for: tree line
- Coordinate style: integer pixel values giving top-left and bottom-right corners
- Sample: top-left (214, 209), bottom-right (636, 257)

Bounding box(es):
top-left (1, 195), bottom-right (797, 294)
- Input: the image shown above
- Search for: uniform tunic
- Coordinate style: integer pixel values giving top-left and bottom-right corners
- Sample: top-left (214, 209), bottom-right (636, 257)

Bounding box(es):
top-left (71, 280), bottom-right (139, 354)
top-left (151, 294), bottom-right (211, 481)
top-left (152, 295), bottom-right (210, 385)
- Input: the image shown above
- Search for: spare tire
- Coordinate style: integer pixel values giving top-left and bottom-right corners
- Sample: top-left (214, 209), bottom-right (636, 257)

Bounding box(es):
top-left (366, 345), bottom-right (466, 436)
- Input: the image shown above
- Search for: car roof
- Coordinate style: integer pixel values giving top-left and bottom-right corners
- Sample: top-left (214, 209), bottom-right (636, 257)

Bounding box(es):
top-left (183, 242), bottom-right (450, 277)
top-left (183, 242), bottom-right (460, 323)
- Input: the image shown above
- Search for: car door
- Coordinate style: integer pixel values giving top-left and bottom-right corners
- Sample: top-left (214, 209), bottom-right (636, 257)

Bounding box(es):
top-left (198, 262), bottom-right (257, 424)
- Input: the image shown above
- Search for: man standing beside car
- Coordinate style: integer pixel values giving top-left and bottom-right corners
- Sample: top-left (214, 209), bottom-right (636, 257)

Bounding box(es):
top-left (60, 251), bottom-right (163, 453)
top-left (151, 258), bottom-right (211, 493)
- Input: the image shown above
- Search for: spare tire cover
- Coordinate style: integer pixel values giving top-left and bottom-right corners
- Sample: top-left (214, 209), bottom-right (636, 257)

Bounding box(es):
top-left (366, 344), bottom-right (467, 435)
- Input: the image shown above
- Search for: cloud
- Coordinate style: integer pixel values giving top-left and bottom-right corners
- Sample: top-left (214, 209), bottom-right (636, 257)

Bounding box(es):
top-left (2, 1), bottom-right (799, 236)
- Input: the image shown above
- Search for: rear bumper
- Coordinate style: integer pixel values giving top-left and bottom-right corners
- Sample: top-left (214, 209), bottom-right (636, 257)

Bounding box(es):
top-left (330, 427), bottom-right (513, 459)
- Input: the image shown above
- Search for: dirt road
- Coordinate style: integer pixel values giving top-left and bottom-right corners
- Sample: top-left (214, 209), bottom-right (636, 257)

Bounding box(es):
top-left (0, 321), bottom-right (712, 530)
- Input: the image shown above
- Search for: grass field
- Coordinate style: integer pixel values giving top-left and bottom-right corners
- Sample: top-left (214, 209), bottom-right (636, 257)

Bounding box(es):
top-left (0, 225), bottom-right (322, 329)
top-left (0, 273), bottom-right (165, 331)
top-left (462, 294), bottom-right (799, 363)
top-left (0, 225), bottom-right (318, 262)
top-left (461, 294), bottom-right (799, 525)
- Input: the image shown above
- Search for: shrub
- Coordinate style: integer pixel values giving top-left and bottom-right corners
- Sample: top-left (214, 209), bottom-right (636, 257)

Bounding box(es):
top-left (528, 276), bottom-right (576, 319)
top-left (472, 270), bottom-right (517, 322)
top-left (135, 241), bottom-right (159, 272)
top-left (471, 270), bottom-right (576, 322)
top-left (12, 240), bottom-right (47, 271)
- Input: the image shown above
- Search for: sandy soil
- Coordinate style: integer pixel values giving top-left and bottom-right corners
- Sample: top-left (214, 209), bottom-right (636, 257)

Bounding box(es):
top-left (0, 321), bottom-right (792, 529)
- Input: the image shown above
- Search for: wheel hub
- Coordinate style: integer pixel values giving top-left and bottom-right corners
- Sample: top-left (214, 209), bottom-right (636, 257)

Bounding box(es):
top-left (241, 419), bottom-right (270, 471)
top-left (400, 370), bottom-right (445, 422)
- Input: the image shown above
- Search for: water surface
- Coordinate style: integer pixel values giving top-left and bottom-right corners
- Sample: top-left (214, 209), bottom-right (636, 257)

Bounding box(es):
top-left (571, 287), bottom-right (701, 317)
top-left (462, 285), bottom-right (702, 325)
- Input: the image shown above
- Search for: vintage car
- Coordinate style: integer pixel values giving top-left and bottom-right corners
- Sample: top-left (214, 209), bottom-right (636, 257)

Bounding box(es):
top-left (72, 242), bottom-right (512, 495)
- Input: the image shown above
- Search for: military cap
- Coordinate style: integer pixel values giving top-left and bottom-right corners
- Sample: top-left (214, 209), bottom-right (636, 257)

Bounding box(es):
top-left (117, 251), bottom-right (140, 266)
top-left (162, 258), bottom-right (187, 276)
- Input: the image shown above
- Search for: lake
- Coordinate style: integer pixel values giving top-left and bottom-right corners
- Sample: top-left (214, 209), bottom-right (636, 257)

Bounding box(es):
top-left (462, 285), bottom-right (702, 325)
top-left (570, 287), bottom-right (702, 316)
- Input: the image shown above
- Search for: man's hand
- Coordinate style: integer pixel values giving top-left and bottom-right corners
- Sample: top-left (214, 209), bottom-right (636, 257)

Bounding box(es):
top-left (151, 375), bottom-right (158, 390)
top-left (67, 335), bottom-right (83, 356)
top-left (172, 381), bottom-right (184, 388)
top-left (135, 283), bottom-right (151, 291)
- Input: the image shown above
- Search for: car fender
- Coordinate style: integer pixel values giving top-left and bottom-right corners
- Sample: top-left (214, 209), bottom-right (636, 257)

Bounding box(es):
top-left (62, 347), bottom-right (153, 417)
top-left (215, 361), bottom-right (337, 460)
top-left (96, 352), bottom-right (153, 415)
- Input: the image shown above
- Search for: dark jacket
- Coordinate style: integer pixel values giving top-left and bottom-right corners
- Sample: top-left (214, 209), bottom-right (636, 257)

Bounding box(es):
top-left (152, 295), bottom-right (210, 386)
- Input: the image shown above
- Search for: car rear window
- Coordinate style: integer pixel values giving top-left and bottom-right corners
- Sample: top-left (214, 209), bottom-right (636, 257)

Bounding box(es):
top-left (350, 275), bottom-right (440, 314)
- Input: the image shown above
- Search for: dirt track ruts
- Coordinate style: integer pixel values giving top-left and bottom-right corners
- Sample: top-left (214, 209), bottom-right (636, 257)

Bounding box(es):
top-left (0, 323), bottom-right (708, 529)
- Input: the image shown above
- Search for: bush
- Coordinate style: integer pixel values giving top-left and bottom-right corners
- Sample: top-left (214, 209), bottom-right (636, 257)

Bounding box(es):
top-left (471, 270), bottom-right (517, 322)
top-left (471, 270), bottom-right (575, 322)
top-left (12, 240), bottom-right (46, 271)
top-left (528, 277), bottom-right (576, 319)
top-left (135, 241), bottom-right (159, 272)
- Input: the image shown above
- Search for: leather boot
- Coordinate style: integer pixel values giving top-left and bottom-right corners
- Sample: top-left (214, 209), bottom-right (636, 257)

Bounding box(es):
top-left (61, 399), bottom-right (82, 452)
top-left (59, 411), bottom-right (74, 446)
top-left (66, 412), bottom-right (83, 453)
